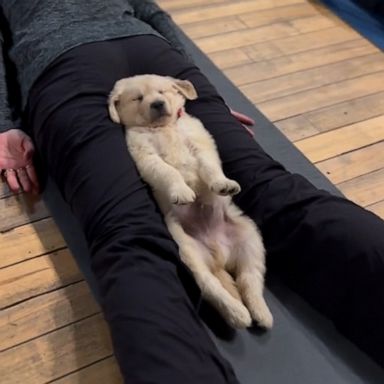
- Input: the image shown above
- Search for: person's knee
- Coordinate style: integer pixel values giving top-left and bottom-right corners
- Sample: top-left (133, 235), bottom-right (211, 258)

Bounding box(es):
top-left (331, 208), bottom-right (384, 365)
top-left (268, 196), bottom-right (384, 311)
top-left (328, 202), bottom-right (384, 265)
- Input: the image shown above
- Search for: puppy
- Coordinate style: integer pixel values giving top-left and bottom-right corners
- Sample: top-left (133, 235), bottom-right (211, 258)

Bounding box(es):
top-left (109, 74), bottom-right (273, 329)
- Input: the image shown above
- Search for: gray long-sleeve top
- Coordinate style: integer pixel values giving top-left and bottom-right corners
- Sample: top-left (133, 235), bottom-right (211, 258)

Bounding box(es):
top-left (0, 0), bottom-right (188, 132)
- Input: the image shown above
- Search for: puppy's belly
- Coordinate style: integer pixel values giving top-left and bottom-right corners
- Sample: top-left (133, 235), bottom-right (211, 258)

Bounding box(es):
top-left (173, 199), bottom-right (235, 268)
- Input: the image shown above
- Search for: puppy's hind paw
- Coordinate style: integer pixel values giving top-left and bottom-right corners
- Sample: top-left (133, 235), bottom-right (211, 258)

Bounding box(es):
top-left (225, 302), bottom-right (252, 329)
top-left (170, 185), bottom-right (196, 205)
top-left (249, 299), bottom-right (273, 330)
top-left (211, 179), bottom-right (241, 196)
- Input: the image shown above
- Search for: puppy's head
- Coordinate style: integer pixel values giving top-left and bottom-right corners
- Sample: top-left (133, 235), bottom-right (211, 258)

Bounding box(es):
top-left (108, 75), bottom-right (197, 128)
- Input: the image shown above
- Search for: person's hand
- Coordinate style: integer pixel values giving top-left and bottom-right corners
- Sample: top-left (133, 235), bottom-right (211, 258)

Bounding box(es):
top-left (230, 109), bottom-right (255, 137)
top-left (0, 129), bottom-right (39, 194)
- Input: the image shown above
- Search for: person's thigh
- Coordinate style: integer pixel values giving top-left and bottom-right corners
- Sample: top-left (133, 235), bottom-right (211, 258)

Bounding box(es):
top-left (144, 43), bottom-right (384, 366)
top-left (27, 37), bottom-right (239, 383)
top-left (191, 78), bottom-right (384, 367)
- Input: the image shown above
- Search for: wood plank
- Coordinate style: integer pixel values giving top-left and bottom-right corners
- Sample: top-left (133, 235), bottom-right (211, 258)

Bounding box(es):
top-left (0, 194), bottom-right (50, 233)
top-left (206, 4), bottom-right (344, 73)
top-left (256, 71), bottom-right (384, 121)
top-left (366, 200), bottom-right (384, 219)
top-left (180, 16), bottom-right (246, 39)
top-left (303, 91), bottom-right (384, 132)
top-left (294, 115), bottom-right (384, 163)
top-left (209, 47), bottom-right (253, 70)
top-left (53, 357), bottom-right (122, 384)
top-left (196, 22), bottom-right (303, 54)
top-left (316, 141), bottom-right (384, 184)
top-left (337, 168), bottom-right (384, 207)
top-left (289, 14), bottom-right (339, 33)
top-left (0, 314), bottom-right (112, 384)
top-left (241, 53), bottom-right (384, 102)
top-left (0, 179), bottom-right (12, 199)
top-left (0, 281), bottom-right (99, 351)
top-left (0, 217), bottom-right (65, 269)
top-left (238, 2), bottom-right (318, 28)
top-left (158, 0), bottom-right (228, 12)
top-left (243, 27), bottom-right (362, 61)
top-left (169, 27), bottom-right (364, 72)
top-left (274, 91), bottom-right (384, 141)
top-left (0, 249), bottom-right (82, 309)
top-left (225, 39), bottom-right (376, 86)
top-left (173, 0), bottom-right (304, 25)
top-left (275, 115), bottom-right (319, 141)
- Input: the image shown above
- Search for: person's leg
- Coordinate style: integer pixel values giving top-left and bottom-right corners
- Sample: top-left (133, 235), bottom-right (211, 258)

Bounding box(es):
top-left (138, 39), bottom-right (384, 366)
top-left (187, 78), bottom-right (384, 367)
top-left (27, 38), bottom-right (239, 383)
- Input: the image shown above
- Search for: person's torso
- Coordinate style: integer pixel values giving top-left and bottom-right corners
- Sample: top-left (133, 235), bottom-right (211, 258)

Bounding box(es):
top-left (1, 0), bottom-right (135, 43)
top-left (0, 0), bottom-right (161, 107)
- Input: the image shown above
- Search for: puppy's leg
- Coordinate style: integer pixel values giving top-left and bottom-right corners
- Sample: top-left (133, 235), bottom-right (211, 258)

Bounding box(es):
top-left (213, 269), bottom-right (242, 302)
top-left (143, 156), bottom-right (195, 204)
top-left (196, 145), bottom-right (239, 197)
top-left (209, 241), bottom-right (242, 301)
top-left (127, 135), bottom-right (195, 204)
top-left (184, 121), bottom-right (240, 196)
top-left (166, 216), bottom-right (252, 328)
top-left (228, 208), bottom-right (273, 329)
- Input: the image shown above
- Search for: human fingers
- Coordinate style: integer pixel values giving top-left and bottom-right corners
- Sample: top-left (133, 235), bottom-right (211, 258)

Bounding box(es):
top-left (230, 109), bottom-right (255, 126)
top-left (25, 164), bottom-right (40, 195)
top-left (243, 125), bottom-right (255, 137)
top-left (16, 167), bottom-right (32, 193)
top-left (4, 169), bottom-right (21, 193)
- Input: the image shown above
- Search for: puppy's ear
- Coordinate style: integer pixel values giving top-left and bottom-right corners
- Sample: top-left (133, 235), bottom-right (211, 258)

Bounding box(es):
top-left (172, 79), bottom-right (198, 100)
top-left (108, 88), bottom-right (122, 124)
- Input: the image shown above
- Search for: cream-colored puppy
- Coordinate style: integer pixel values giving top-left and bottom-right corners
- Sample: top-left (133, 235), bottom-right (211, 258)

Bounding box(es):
top-left (109, 74), bottom-right (272, 329)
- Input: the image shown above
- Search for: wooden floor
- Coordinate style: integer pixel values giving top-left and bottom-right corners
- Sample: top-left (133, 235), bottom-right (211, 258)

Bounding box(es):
top-left (1, 1), bottom-right (383, 382)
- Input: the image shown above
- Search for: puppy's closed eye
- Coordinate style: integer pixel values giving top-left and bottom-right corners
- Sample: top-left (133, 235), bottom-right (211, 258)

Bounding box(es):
top-left (132, 95), bottom-right (143, 102)
top-left (159, 89), bottom-right (173, 95)
top-left (171, 85), bottom-right (182, 96)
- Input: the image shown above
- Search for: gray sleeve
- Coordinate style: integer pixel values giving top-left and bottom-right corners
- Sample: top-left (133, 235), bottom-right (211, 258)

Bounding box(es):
top-left (0, 29), bottom-right (16, 133)
top-left (130, 0), bottom-right (193, 62)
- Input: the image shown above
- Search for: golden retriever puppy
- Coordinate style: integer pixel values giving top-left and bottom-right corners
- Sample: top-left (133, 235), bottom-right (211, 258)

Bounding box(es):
top-left (108, 74), bottom-right (273, 329)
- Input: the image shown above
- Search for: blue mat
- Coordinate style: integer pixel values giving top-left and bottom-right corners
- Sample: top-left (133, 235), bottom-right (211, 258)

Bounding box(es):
top-left (321, 0), bottom-right (384, 50)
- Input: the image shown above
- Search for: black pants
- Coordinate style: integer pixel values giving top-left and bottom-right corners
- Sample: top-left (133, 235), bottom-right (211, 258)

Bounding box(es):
top-left (27, 36), bottom-right (384, 381)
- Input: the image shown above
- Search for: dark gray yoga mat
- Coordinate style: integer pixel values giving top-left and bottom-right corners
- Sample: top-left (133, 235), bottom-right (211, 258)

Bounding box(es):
top-left (43, 31), bottom-right (384, 383)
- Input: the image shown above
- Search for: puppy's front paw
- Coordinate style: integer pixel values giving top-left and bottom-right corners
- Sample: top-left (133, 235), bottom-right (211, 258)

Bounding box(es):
top-left (210, 179), bottom-right (241, 196)
top-left (170, 185), bottom-right (196, 205)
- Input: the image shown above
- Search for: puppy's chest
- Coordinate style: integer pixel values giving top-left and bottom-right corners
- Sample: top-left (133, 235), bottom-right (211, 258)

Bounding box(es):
top-left (153, 130), bottom-right (198, 174)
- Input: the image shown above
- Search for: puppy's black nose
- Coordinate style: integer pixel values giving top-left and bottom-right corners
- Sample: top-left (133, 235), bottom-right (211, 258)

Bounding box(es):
top-left (150, 100), bottom-right (165, 111)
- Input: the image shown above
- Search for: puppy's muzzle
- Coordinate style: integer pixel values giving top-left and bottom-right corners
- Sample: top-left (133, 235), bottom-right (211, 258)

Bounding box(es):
top-left (151, 100), bottom-right (165, 111)
top-left (150, 99), bottom-right (167, 118)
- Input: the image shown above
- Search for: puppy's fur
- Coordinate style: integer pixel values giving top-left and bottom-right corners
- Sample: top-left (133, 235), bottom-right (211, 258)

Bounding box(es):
top-left (109, 75), bottom-right (272, 329)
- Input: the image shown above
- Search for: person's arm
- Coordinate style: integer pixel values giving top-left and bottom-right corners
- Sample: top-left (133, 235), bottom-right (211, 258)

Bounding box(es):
top-left (0, 29), bottom-right (15, 133)
top-left (130, 0), bottom-right (191, 60)
top-left (0, 25), bottom-right (39, 194)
